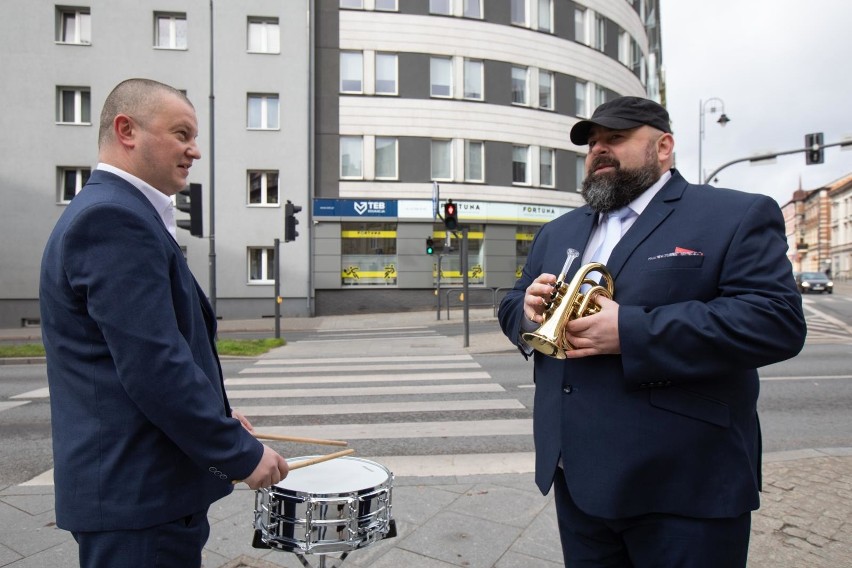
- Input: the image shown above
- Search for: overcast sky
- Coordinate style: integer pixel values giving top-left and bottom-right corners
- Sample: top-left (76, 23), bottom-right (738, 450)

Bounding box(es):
top-left (658, 0), bottom-right (852, 204)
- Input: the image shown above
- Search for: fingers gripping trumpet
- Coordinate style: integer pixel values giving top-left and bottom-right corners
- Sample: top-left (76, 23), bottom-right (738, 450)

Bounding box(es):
top-left (522, 248), bottom-right (615, 358)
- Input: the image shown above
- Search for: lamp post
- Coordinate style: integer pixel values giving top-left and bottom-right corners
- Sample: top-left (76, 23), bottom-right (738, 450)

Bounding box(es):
top-left (698, 98), bottom-right (730, 184)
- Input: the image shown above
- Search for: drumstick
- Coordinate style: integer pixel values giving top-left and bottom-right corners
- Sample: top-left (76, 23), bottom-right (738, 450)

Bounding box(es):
top-left (289, 449), bottom-right (355, 471)
top-left (252, 432), bottom-right (348, 447)
top-left (231, 449), bottom-right (356, 485)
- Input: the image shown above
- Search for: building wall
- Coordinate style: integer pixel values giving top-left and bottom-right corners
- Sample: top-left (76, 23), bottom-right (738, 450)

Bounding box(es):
top-left (0, 0), bottom-right (663, 326)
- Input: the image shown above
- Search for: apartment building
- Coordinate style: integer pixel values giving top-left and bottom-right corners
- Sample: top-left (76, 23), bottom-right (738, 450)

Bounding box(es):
top-left (0, 0), bottom-right (662, 326)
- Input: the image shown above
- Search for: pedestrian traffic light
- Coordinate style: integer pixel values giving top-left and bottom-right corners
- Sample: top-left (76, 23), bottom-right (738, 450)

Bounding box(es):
top-left (805, 132), bottom-right (824, 165)
top-left (284, 200), bottom-right (302, 242)
top-left (443, 200), bottom-right (458, 230)
top-left (426, 236), bottom-right (435, 255)
top-left (176, 183), bottom-right (203, 237)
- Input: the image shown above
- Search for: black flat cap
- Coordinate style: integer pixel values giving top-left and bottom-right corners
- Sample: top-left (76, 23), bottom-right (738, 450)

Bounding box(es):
top-left (570, 96), bottom-right (671, 145)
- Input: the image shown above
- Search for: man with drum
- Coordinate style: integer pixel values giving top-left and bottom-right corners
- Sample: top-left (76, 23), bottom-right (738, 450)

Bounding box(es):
top-left (40, 78), bottom-right (289, 567)
top-left (498, 96), bottom-right (806, 566)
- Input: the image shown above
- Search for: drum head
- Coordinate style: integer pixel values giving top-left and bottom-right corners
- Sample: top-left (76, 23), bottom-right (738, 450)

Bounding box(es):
top-left (276, 456), bottom-right (391, 495)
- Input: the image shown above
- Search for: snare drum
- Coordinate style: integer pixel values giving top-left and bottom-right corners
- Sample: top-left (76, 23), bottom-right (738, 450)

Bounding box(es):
top-left (254, 456), bottom-right (394, 554)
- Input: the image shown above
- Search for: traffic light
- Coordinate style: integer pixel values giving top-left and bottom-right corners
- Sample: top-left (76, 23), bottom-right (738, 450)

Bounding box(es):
top-left (284, 200), bottom-right (302, 242)
top-left (426, 236), bottom-right (435, 255)
top-left (805, 132), bottom-right (824, 165)
top-left (175, 183), bottom-right (203, 237)
top-left (443, 200), bottom-right (458, 230)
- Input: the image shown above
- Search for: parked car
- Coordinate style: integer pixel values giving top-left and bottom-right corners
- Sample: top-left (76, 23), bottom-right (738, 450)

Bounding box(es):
top-left (795, 271), bottom-right (833, 294)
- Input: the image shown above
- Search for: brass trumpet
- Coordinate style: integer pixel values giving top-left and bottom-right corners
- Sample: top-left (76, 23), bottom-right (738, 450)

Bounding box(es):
top-left (522, 248), bottom-right (615, 359)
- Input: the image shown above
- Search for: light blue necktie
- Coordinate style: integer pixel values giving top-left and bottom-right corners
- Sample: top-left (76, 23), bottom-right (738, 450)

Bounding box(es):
top-left (592, 207), bottom-right (632, 265)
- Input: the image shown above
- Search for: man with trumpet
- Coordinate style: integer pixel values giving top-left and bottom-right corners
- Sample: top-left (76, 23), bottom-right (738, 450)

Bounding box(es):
top-left (498, 96), bottom-right (806, 567)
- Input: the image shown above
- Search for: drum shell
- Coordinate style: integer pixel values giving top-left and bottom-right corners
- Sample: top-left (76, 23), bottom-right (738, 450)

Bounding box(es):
top-left (254, 457), bottom-right (393, 554)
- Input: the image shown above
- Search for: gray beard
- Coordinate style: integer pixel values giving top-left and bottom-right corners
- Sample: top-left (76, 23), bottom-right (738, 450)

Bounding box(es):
top-left (581, 161), bottom-right (661, 213)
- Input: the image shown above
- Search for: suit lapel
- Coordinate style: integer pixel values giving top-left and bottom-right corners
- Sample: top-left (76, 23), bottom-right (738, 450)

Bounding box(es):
top-left (606, 170), bottom-right (688, 279)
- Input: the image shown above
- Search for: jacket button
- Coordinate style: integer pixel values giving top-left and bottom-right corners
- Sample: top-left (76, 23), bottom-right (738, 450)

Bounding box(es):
top-left (563, 385), bottom-right (573, 394)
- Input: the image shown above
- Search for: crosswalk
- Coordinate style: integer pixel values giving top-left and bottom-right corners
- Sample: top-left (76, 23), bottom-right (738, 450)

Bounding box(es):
top-left (801, 297), bottom-right (852, 344)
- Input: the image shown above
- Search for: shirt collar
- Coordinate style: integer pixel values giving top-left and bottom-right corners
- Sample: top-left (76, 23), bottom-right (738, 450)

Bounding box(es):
top-left (96, 162), bottom-right (174, 217)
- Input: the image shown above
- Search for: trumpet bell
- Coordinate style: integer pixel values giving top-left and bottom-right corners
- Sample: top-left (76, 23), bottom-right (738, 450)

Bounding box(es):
top-left (521, 262), bottom-right (614, 359)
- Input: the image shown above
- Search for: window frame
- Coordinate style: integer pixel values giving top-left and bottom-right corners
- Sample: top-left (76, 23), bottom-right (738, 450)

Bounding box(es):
top-left (57, 87), bottom-right (91, 125)
top-left (431, 139), bottom-right (453, 181)
top-left (375, 0), bottom-right (398, 11)
top-left (340, 136), bottom-right (364, 179)
top-left (247, 17), bottom-right (280, 54)
top-left (374, 137), bottom-right (399, 180)
top-left (540, 147), bottom-right (555, 188)
top-left (512, 145), bottom-right (531, 185)
top-left (511, 66), bottom-right (529, 106)
top-left (154, 12), bottom-right (188, 50)
top-left (430, 56), bottom-right (453, 98)
top-left (538, 69), bottom-right (554, 110)
top-left (464, 140), bottom-right (484, 183)
top-left (510, 0), bottom-right (529, 27)
top-left (375, 52), bottom-right (398, 96)
top-left (57, 166), bottom-right (91, 203)
top-left (340, 51), bottom-right (364, 94)
top-left (57, 7), bottom-right (91, 45)
top-left (537, 0), bottom-right (553, 33)
top-left (248, 247), bottom-right (276, 284)
top-left (463, 58), bottom-right (484, 101)
top-left (246, 94), bottom-right (280, 130)
top-left (247, 170), bottom-right (280, 206)
top-left (463, 0), bottom-right (483, 19)
top-left (429, 0), bottom-right (452, 15)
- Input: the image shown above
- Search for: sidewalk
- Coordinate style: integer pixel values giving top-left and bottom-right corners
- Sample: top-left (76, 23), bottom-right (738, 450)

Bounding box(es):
top-left (1, 300), bottom-right (851, 566)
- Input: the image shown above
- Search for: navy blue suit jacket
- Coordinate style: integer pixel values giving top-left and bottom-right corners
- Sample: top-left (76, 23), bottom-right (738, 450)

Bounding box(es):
top-left (498, 170), bottom-right (806, 520)
top-left (40, 170), bottom-right (263, 532)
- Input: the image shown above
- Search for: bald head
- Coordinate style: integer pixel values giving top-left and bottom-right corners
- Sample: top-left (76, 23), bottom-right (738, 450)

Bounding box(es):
top-left (98, 79), bottom-right (193, 149)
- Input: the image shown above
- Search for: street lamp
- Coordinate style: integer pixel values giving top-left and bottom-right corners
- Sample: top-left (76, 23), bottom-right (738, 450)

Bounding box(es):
top-left (698, 98), bottom-right (731, 183)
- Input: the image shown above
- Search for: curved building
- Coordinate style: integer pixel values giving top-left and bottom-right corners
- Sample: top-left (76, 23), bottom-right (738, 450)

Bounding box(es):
top-left (312, 0), bottom-right (663, 315)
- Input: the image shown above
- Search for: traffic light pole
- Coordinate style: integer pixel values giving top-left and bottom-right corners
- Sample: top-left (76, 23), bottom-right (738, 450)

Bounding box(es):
top-left (704, 139), bottom-right (851, 183)
top-left (273, 238), bottom-right (281, 339)
top-left (460, 227), bottom-right (470, 348)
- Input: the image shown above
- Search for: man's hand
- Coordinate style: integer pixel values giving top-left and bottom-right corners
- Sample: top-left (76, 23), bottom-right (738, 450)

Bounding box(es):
top-left (563, 296), bottom-right (621, 358)
top-left (524, 273), bottom-right (558, 324)
top-left (231, 409), bottom-right (254, 433)
top-left (242, 445), bottom-right (289, 489)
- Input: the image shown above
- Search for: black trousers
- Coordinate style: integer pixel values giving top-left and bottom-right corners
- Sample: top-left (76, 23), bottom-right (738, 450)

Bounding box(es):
top-left (552, 470), bottom-right (751, 568)
top-left (72, 508), bottom-right (210, 568)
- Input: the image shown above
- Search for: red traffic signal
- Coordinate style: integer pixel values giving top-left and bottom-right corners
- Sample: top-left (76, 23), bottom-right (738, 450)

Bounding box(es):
top-left (443, 200), bottom-right (458, 230)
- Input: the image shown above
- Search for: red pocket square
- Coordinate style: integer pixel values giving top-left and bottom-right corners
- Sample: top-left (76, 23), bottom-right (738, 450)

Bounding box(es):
top-left (675, 247), bottom-right (698, 254)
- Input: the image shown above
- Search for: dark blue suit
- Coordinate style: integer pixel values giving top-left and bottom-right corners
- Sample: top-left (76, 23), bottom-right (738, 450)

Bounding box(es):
top-left (40, 170), bottom-right (263, 535)
top-left (498, 170), bottom-right (806, 562)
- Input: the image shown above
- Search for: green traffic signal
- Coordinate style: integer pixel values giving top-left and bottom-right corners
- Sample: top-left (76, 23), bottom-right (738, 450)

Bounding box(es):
top-left (426, 236), bottom-right (434, 255)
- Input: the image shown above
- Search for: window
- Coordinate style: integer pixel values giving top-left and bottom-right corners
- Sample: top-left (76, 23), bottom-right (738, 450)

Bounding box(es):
top-left (538, 0), bottom-right (553, 32)
top-left (574, 7), bottom-right (587, 44)
top-left (594, 84), bottom-right (607, 107)
top-left (375, 137), bottom-right (398, 179)
top-left (430, 57), bottom-right (452, 98)
top-left (431, 140), bottom-right (453, 180)
top-left (511, 66), bottom-right (529, 105)
top-left (247, 94), bottom-right (279, 129)
top-left (575, 80), bottom-right (588, 118)
top-left (576, 154), bottom-right (586, 190)
top-left (510, 0), bottom-right (528, 26)
top-left (247, 18), bottom-right (280, 53)
top-left (57, 7), bottom-right (91, 44)
top-left (58, 167), bottom-right (90, 203)
top-left (155, 13), bottom-right (187, 49)
top-left (463, 0), bottom-right (483, 18)
top-left (465, 141), bottom-right (484, 182)
top-left (513, 145), bottom-right (530, 185)
top-left (593, 13), bottom-right (606, 51)
top-left (341, 222), bottom-right (398, 286)
top-left (247, 171), bottom-right (279, 205)
top-left (463, 59), bottom-right (483, 100)
top-left (340, 51), bottom-right (363, 93)
top-left (57, 87), bottom-right (91, 124)
top-left (540, 147), bottom-right (555, 187)
top-left (375, 53), bottom-right (398, 95)
top-left (340, 0), bottom-right (363, 8)
top-left (429, 0), bottom-right (451, 15)
top-left (248, 247), bottom-right (275, 283)
top-left (375, 0), bottom-right (398, 10)
top-left (340, 136), bottom-right (363, 178)
top-left (539, 70), bottom-right (553, 110)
